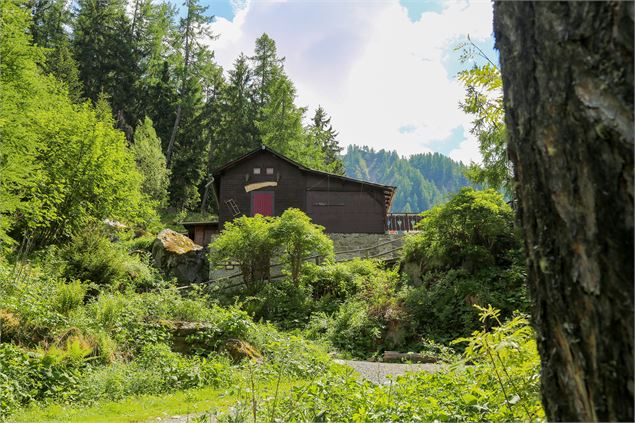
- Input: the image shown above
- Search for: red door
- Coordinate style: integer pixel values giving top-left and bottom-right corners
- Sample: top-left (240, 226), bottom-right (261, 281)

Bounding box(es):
top-left (252, 192), bottom-right (273, 216)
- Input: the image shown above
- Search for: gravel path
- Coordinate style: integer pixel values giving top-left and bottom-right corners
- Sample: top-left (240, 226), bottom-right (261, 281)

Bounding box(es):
top-left (335, 359), bottom-right (442, 385)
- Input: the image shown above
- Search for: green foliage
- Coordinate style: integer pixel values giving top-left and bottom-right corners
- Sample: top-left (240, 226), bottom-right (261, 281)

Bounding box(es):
top-left (132, 117), bottom-right (170, 207)
top-left (326, 299), bottom-right (384, 356)
top-left (78, 343), bottom-right (231, 403)
top-left (0, 0), bottom-right (153, 248)
top-left (343, 145), bottom-right (475, 213)
top-left (401, 188), bottom-right (527, 343)
top-left (0, 0), bottom-right (46, 247)
top-left (308, 106), bottom-right (345, 175)
top-left (210, 210), bottom-right (334, 292)
top-left (403, 188), bottom-right (518, 272)
top-left (244, 278), bottom-right (314, 329)
top-left (0, 340), bottom-right (91, 417)
top-left (0, 253), bottom-right (334, 417)
top-left (73, 0), bottom-right (137, 117)
top-left (53, 280), bottom-right (86, 315)
top-left (402, 267), bottom-right (527, 343)
top-left (452, 305), bottom-right (543, 422)
top-left (209, 214), bottom-right (277, 292)
top-left (273, 208), bottom-right (334, 285)
top-left (303, 259), bottom-right (412, 357)
top-left (58, 226), bottom-right (157, 289)
top-left (456, 39), bottom-right (510, 194)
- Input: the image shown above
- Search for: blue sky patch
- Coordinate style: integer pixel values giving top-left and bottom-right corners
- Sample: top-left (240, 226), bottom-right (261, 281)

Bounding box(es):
top-left (399, 124), bottom-right (418, 134)
top-left (201, 0), bottom-right (235, 20)
top-left (425, 126), bottom-right (465, 155)
top-left (399, 0), bottom-right (444, 21)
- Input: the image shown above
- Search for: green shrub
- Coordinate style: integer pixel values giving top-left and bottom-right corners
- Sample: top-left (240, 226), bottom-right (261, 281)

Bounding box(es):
top-left (209, 214), bottom-right (277, 293)
top-left (60, 227), bottom-right (132, 288)
top-left (272, 208), bottom-right (334, 285)
top-left (247, 323), bottom-right (332, 379)
top-left (0, 344), bottom-right (37, 417)
top-left (0, 340), bottom-right (92, 417)
top-left (245, 278), bottom-right (313, 328)
top-left (59, 226), bottom-right (160, 289)
top-left (403, 188), bottom-right (519, 273)
top-left (75, 343), bottom-right (232, 404)
top-left (209, 210), bottom-right (334, 293)
top-left (403, 267), bottom-right (527, 343)
top-left (300, 259), bottom-right (368, 313)
top-left (327, 300), bottom-right (382, 357)
top-left (303, 260), bottom-right (413, 357)
top-left (52, 280), bottom-right (86, 315)
top-left (399, 188), bottom-right (528, 344)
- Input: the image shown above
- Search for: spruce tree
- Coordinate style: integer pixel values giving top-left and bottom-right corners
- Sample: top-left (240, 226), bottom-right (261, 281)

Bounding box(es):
top-left (73, 0), bottom-right (138, 121)
top-left (219, 54), bottom-right (259, 163)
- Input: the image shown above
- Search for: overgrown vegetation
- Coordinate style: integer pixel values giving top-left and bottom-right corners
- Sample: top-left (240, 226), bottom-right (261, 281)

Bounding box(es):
top-left (203, 306), bottom-right (544, 422)
top-left (0, 242), bottom-right (330, 417)
top-left (401, 187), bottom-right (527, 342)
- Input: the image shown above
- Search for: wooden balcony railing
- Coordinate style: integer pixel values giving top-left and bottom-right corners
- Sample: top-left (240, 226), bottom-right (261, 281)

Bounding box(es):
top-left (386, 213), bottom-right (422, 232)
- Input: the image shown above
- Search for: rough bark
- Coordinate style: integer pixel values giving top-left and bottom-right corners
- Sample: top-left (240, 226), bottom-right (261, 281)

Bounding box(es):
top-left (493, 2), bottom-right (633, 421)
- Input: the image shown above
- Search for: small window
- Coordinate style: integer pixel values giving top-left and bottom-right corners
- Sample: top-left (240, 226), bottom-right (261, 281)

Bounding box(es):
top-left (253, 168), bottom-right (261, 175)
top-left (266, 167), bottom-right (274, 175)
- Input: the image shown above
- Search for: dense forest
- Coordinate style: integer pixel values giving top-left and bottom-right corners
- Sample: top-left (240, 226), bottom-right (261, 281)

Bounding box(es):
top-left (10, 0), bottom-right (345, 216)
top-left (343, 146), bottom-right (473, 212)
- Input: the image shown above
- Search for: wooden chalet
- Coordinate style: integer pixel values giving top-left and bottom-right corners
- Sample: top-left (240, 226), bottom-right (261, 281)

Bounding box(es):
top-left (210, 145), bottom-right (396, 234)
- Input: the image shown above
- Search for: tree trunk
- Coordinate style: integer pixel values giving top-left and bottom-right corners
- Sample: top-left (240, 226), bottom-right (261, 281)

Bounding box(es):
top-left (166, 0), bottom-right (193, 168)
top-left (493, 2), bottom-right (633, 421)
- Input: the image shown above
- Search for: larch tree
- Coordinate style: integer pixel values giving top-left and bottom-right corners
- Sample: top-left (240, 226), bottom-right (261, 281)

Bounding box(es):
top-left (307, 106), bottom-right (345, 176)
top-left (165, 0), bottom-right (214, 168)
top-left (494, 2), bottom-right (633, 421)
top-left (250, 33), bottom-right (284, 114)
top-left (457, 52), bottom-right (510, 194)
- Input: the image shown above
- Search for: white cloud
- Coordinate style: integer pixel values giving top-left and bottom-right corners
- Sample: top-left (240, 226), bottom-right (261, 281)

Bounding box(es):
top-left (207, 0), bottom-right (493, 162)
top-left (448, 131), bottom-right (481, 164)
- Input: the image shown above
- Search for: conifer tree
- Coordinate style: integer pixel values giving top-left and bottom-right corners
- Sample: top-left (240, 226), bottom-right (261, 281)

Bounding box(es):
top-left (308, 106), bottom-right (345, 175)
top-left (250, 33), bottom-right (284, 113)
top-left (165, 0), bottom-right (215, 168)
top-left (73, 0), bottom-right (138, 120)
top-left (144, 60), bottom-right (178, 151)
top-left (132, 117), bottom-right (170, 207)
top-left (212, 54), bottom-right (259, 167)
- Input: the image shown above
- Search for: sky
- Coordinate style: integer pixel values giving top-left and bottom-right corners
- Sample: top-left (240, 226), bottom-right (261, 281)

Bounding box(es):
top-left (202, 0), bottom-right (497, 164)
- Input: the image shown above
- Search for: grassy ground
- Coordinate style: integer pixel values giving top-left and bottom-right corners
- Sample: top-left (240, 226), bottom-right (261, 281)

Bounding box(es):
top-left (9, 379), bottom-right (305, 423)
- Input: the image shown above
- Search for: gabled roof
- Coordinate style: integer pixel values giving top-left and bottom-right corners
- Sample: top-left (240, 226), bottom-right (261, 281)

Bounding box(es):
top-left (212, 145), bottom-right (396, 210)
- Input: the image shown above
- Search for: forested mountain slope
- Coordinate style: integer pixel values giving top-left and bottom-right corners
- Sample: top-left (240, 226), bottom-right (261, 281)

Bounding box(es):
top-left (342, 145), bottom-right (474, 212)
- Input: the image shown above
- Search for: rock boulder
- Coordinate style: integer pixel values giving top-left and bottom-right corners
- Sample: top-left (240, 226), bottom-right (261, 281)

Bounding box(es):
top-left (152, 229), bottom-right (209, 284)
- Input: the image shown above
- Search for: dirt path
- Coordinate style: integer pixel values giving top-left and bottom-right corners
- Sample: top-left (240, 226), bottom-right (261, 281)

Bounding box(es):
top-left (335, 359), bottom-right (442, 385)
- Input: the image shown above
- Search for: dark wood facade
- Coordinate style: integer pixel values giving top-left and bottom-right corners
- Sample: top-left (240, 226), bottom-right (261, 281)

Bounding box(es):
top-left (182, 221), bottom-right (218, 246)
top-left (212, 146), bottom-right (395, 234)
